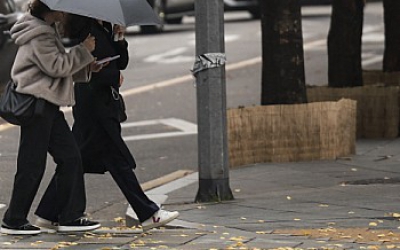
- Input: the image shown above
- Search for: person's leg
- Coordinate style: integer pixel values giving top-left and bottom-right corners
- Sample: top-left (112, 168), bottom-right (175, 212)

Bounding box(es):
top-left (106, 162), bottom-right (159, 223)
top-left (33, 176), bottom-right (59, 232)
top-left (2, 102), bottom-right (57, 233)
top-left (42, 110), bottom-right (86, 224)
top-left (34, 110), bottom-right (100, 232)
top-left (35, 175), bottom-right (58, 222)
top-left (107, 156), bottom-right (179, 231)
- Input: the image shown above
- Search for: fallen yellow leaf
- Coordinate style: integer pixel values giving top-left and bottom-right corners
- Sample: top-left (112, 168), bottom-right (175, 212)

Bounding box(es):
top-left (113, 217), bottom-right (125, 223)
top-left (229, 236), bottom-right (244, 241)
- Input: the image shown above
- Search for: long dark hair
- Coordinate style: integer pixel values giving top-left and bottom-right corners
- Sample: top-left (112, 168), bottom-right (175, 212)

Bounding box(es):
top-left (29, 0), bottom-right (53, 19)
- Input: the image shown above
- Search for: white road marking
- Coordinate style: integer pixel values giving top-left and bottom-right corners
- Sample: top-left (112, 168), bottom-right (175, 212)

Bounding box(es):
top-left (121, 75), bottom-right (194, 97)
top-left (363, 33), bottom-right (385, 43)
top-left (144, 47), bottom-right (192, 64)
top-left (122, 118), bottom-right (197, 141)
top-left (362, 55), bottom-right (383, 67)
top-left (0, 204), bottom-right (5, 210)
top-left (304, 39), bottom-right (326, 50)
top-left (363, 25), bottom-right (383, 33)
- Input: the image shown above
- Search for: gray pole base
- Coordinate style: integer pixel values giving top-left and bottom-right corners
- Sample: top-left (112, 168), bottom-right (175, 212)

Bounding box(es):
top-left (195, 178), bottom-right (234, 203)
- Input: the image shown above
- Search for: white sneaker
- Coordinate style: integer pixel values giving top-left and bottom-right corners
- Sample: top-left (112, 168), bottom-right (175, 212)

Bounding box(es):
top-left (141, 210), bottom-right (179, 232)
top-left (35, 217), bottom-right (58, 233)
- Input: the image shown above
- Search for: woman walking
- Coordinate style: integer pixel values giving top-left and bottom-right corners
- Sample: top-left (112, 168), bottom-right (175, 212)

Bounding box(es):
top-left (35, 14), bottom-right (179, 232)
top-left (1, 0), bottom-right (103, 235)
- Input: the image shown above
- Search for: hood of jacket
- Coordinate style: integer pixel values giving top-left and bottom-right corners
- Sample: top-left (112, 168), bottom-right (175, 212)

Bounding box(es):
top-left (10, 13), bottom-right (55, 46)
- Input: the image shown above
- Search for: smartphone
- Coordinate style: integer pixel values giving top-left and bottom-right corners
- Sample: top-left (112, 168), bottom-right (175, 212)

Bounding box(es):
top-left (95, 55), bottom-right (121, 65)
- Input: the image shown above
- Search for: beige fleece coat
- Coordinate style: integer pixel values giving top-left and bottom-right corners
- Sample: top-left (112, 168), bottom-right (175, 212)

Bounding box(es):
top-left (10, 13), bottom-right (95, 106)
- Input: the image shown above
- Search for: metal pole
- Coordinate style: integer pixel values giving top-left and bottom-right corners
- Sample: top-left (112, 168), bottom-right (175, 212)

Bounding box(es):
top-left (193, 0), bottom-right (234, 202)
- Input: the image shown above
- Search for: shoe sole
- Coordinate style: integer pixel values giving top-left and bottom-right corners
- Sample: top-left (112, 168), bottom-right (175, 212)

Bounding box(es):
top-left (57, 223), bottom-right (101, 233)
top-left (142, 213), bottom-right (179, 232)
top-left (35, 222), bottom-right (58, 234)
top-left (38, 226), bottom-right (57, 234)
top-left (0, 227), bottom-right (41, 235)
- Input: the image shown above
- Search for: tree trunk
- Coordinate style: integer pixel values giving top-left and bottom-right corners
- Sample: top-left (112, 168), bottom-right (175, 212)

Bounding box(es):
top-left (260, 0), bottom-right (307, 105)
top-left (383, 0), bottom-right (400, 72)
top-left (328, 0), bottom-right (364, 87)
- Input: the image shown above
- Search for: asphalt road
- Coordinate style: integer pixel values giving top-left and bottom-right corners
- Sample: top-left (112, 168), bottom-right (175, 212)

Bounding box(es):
top-left (0, 3), bottom-right (385, 221)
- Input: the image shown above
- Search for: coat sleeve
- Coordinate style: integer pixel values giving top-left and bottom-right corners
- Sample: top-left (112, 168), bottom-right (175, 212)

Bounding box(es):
top-left (31, 35), bottom-right (94, 78)
top-left (73, 65), bottom-right (92, 82)
top-left (114, 40), bottom-right (129, 70)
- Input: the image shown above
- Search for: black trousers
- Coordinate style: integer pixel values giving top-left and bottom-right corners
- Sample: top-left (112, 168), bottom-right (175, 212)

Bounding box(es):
top-left (2, 101), bottom-right (86, 227)
top-left (104, 154), bottom-right (159, 223)
top-left (36, 141), bottom-right (159, 223)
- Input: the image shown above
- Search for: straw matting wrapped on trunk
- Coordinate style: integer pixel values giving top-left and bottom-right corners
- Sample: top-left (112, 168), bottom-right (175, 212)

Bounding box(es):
top-left (227, 99), bottom-right (356, 168)
top-left (307, 85), bottom-right (399, 138)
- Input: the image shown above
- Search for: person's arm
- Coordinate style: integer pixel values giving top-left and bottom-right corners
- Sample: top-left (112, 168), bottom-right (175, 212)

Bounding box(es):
top-left (114, 40), bottom-right (129, 70)
top-left (73, 65), bottom-right (91, 82)
top-left (113, 24), bottom-right (129, 69)
top-left (31, 35), bottom-right (94, 78)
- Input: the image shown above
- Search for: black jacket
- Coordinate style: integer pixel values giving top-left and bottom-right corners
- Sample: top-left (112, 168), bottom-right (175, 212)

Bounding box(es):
top-left (70, 17), bottom-right (135, 173)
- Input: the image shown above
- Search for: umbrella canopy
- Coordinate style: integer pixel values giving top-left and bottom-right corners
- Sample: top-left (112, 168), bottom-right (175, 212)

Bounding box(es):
top-left (40, 0), bottom-right (160, 26)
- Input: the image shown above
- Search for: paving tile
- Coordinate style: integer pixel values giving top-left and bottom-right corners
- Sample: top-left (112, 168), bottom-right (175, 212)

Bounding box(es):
top-left (59, 243), bottom-right (117, 250)
top-left (0, 241), bottom-right (58, 249)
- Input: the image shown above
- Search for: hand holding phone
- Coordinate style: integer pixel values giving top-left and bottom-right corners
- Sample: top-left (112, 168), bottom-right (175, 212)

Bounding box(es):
top-left (95, 55), bottom-right (121, 65)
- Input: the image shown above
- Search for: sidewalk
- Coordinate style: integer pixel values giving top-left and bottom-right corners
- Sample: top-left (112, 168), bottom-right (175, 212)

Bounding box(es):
top-left (1, 138), bottom-right (400, 249)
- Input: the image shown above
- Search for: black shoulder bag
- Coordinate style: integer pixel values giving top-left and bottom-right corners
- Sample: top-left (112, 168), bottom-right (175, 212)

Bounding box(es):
top-left (0, 80), bottom-right (45, 126)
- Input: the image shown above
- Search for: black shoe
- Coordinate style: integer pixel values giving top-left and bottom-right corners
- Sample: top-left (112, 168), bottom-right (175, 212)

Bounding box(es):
top-left (1, 223), bottom-right (41, 235)
top-left (58, 218), bottom-right (100, 233)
